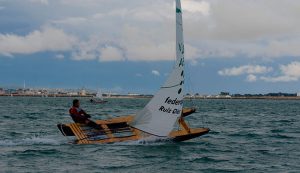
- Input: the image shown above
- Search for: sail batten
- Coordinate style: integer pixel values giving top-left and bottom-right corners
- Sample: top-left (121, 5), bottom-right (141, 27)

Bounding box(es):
top-left (131, 0), bottom-right (185, 137)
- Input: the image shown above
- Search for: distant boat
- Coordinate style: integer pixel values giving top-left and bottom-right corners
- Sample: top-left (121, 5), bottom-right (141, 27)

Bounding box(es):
top-left (90, 89), bottom-right (108, 104)
top-left (58, 0), bottom-right (209, 144)
top-left (96, 90), bottom-right (104, 100)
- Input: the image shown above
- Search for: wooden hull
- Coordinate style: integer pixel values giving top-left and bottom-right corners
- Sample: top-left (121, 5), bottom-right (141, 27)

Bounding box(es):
top-left (57, 108), bottom-right (209, 144)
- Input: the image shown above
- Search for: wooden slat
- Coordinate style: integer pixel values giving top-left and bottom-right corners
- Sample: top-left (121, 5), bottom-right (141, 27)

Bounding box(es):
top-left (101, 124), bottom-right (114, 143)
top-left (70, 124), bottom-right (89, 144)
top-left (69, 124), bottom-right (84, 143)
top-left (77, 124), bottom-right (91, 144)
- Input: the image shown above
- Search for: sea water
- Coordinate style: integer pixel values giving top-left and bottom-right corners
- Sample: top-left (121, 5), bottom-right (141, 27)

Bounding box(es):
top-left (0, 97), bottom-right (299, 172)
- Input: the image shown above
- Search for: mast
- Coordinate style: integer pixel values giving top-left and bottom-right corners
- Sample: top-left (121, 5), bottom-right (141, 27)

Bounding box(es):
top-left (131, 0), bottom-right (185, 137)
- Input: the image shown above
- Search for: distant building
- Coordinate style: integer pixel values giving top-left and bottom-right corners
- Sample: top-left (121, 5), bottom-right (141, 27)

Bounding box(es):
top-left (79, 89), bottom-right (86, 96)
top-left (219, 92), bottom-right (230, 96)
top-left (266, 92), bottom-right (296, 97)
top-left (68, 92), bottom-right (78, 96)
top-left (16, 88), bottom-right (24, 94)
top-left (220, 92), bottom-right (230, 96)
top-left (128, 93), bottom-right (140, 96)
top-left (297, 92), bottom-right (300, 97)
top-left (0, 88), bottom-right (4, 95)
top-left (24, 90), bottom-right (35, 95)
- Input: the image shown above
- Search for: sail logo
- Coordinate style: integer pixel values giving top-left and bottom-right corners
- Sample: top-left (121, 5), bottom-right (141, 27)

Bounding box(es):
top-left (165, 97), bottom-right (183, 105)
top-left (158, 106), bottom-right (181, 115)
top-left (178, 43), bottom-right (184, 67)
top-left (179, 43), bottom-right (184, 54)
top-left (158, 97), bottom-right (183, 115)
top-left (179, 58), bottom-right (184, 67)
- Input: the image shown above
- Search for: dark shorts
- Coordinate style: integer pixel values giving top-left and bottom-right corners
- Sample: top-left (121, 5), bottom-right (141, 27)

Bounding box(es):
top-left (70, 114), bottom-right (88, 124)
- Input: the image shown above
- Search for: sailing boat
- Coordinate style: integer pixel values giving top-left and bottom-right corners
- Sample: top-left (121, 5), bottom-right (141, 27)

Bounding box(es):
top-left (96, 90), bottom-right (103, 100)
top-left (90, 89), bottom-right (108, 104)
top-left (57, 0), bottom-right (209, 144)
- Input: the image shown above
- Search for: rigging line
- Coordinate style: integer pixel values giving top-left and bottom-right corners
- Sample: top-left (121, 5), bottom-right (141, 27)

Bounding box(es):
top-left (185, 63), bottom-right (196, 107)
top-left (185, 62), bottom-right (207, 126)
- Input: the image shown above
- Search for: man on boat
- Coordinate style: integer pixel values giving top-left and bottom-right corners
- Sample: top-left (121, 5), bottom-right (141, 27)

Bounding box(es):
top-left (69, 99), bottom-right (101, 130)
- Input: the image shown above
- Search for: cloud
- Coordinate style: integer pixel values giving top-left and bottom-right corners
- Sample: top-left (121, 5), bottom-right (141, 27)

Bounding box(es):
top-left (246, 74), bottom-right (257, 82)
top-left (0, 27), bottom-right (77, 56)
top-left (70, 38), bottom-right (125, 62)
top-left (182, 0), bottom-right (210, 15)
top-left (99, 46), bottom-right (124, 62)
top-left (151, 70), bottom-right (160, 76)
top-left (30, 0), bottom-right (49, 5)
top-left (221, 62), bottom-right (300, 83)
top-left (65, 0), bottom-right (300, 61)
top-left (52, 17), bottom-right (88, 26)
top-left (260, 76), bottom-right (298, 83)
top-left (3, 0), bottom-right (300, 62)
top-left (71, 38), bottom-right (99, 61)
top-left (261, 61), bottom-right (300, 82)
top-left (280, 61), bottom-right (300, 78)
top-left (55, 54), bottom-right (65, 60)
top-left (218, 65), bottom-right (272, 76)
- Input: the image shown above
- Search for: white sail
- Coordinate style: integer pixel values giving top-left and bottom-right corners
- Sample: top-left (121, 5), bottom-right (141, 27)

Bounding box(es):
top-left (96, 90), bottom-right (103, 100)
top-left (131, 0), bottom-right (185, 137)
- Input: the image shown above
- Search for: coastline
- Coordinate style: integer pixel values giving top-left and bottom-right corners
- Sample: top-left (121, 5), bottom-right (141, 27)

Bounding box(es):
top-left (1, 94), bottom-right (300, 100)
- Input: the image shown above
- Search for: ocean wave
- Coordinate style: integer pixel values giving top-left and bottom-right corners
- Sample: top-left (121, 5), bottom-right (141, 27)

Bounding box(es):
top-left (0, 136), bottom-right (62, 146)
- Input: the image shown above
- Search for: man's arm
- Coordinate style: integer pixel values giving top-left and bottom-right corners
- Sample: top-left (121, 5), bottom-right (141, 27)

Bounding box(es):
top-left (80, 109), bottom-right (91, 118)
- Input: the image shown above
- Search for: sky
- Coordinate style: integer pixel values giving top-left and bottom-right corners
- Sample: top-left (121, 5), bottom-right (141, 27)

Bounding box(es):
top-left (0, 0), bottom-right (300, 94)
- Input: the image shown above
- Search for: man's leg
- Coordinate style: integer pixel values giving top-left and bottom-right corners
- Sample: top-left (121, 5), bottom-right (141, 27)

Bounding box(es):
top-left (85, 119), bottom-right (102, 130)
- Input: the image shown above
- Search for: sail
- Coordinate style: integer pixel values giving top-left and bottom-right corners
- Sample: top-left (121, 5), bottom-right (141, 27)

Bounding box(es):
top-left (96, 90), bottom-right (103, 100)
top-left (131, 0), bottom-right (185, 137)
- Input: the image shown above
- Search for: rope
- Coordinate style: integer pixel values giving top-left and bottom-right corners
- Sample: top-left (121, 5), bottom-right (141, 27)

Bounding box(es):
top-left (185, 63), bottom-right (196, 107)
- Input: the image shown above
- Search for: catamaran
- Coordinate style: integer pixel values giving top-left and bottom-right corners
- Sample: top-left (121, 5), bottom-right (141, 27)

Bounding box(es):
top-left (57, 0), bottom-right (209, 144)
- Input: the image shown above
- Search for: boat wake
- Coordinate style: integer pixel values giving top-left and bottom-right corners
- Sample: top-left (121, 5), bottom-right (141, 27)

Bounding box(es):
top-left (115, 136), bottom-right (173, 146)
top-left (0, 136), bottom-right (63, 146)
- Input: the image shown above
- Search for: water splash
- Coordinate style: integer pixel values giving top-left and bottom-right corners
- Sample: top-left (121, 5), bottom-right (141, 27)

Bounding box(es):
top-left (114, 136), bottom-right (173, 146)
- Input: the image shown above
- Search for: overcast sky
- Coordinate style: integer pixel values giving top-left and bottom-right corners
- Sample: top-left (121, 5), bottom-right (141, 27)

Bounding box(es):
top-left (0, 0), bottom-right (300, 94)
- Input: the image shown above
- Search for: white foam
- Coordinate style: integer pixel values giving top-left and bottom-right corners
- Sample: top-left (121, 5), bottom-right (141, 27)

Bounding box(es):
top-left (113, 135), bottom-right (173, 146)
top-left (0, 136), bottom-right (63, 146)
top-left (0, 135), bottom-right (173, 146)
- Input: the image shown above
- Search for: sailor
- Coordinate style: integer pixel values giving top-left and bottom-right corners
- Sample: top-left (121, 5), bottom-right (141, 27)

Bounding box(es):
top-left (69, 99), bottom-right (101, 130)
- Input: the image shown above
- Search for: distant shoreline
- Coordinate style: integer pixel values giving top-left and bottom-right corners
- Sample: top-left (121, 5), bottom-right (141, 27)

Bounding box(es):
top-left (1, 94), bottom-right (300, 100)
